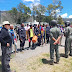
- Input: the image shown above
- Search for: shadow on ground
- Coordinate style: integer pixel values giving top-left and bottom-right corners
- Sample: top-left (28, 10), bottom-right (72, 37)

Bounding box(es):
top-left (42, 58), bottom-right (52, 65)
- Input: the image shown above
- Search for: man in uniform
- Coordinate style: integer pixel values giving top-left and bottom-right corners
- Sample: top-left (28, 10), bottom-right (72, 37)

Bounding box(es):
top-left (0, 21), bottom-right (14, 72)
top-left (64, 21), bottom-right (72, 58)
top-left (18, 23), bottom-right (26, 52)
top-left (50, 20), bottom-right (62, 65)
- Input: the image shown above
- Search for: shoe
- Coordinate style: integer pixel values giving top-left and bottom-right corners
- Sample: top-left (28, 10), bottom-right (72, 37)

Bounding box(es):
top-left (50, 60), bottom-right (54, 65)
top-left (50, 62), bottom-right (54, 65)
top-left (55, 61), bottom-right (59, 64)
top-left (65, 55), bottom-right (68, 58)
top-left (22, 48), bottom-right (24, 50)
top-left (20, 49), bottom-right (22, 52)
top-left (69, 54), bottom-right (72, 56)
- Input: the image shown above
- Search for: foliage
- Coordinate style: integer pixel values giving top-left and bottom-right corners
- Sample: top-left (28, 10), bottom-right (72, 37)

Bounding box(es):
top-left (8, 1), bottom-right (63, 24)
top-left (47, 1), bottom-right (63, 19)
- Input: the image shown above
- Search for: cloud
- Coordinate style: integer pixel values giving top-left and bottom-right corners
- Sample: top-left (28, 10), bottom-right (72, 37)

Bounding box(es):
top-left (22, 0), bottom-right (40, 3)
top-left (69, 15), bottom-right (72, 18)
top-left (61, 13), bottom-right (68, 18)
top-left (22, 0), bottom-right (34, 2)
top-left (56, 9), bottom-right (60, 13)
top-left (22, 0), bottom-right (40, 10)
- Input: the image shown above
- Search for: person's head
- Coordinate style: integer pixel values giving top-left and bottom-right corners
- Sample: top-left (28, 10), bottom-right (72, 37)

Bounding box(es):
top-left (30, 25), bottom-right (32, 29)
top-left (65, 21), bottom-right (70, 27)
top-left (3, 21), bottom-right (10, 29)
top-left (27, 24), bottom-right (29, 27)
top-left (50, 20), bottom-right (57, 27)
top-left (21, 23), bottom-right (24, 27)
top-left (38, 24), bottom-right (40, 28)
top-left (10, 25), bottom-right (13, 30)
top-left (43, 24), bottom-right (45, 27)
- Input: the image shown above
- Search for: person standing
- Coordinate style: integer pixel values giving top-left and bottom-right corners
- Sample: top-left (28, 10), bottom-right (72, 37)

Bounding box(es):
top-left (18, 23), bottom-right (26, 52)
top-left (50, 20), bottom-right (62, 65)
top-left (25, 24), bottom-right (30, 40)
top-left (0, 21), bottom-right (14, 72)
top-left (46, 24), bottom-right (50, 43)
top-left (64, 21), bottom-right (72, 58)
top-left (28, 25), bottom-right (34, 49)
top-left (43, 24), bottom-right (45, 44)
top-left (9, 25), bottom-right (18, 53)
top-left (38, 24), bottom-right (42, 46)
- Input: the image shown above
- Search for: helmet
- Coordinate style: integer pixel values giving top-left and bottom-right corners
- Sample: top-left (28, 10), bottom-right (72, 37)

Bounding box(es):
top-left (65, 21), bottom-right (70, 27)
top-left (50, 20), bottom-right (57, 26)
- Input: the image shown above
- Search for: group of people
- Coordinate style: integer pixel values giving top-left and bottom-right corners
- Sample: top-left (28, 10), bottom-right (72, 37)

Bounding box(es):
top-left (0, 20), bottom-right (72, 72)
top-left (15, 23), bottom-right (51, 52)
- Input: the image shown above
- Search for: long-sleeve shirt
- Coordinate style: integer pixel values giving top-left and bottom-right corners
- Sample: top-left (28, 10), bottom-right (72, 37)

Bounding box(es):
top-left (0, 27), bottom-right (12, 46)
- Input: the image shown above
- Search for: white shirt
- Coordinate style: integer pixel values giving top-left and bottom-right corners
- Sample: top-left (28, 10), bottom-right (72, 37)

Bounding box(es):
top-left (24, 26), bottom-right (30, 31)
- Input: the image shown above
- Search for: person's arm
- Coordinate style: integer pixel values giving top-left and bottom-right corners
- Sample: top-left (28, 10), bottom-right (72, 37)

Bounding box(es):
top-left (28, 29), bottom-right (30, 39)
top-left (50, 30), bottom-right (56, 41)
top-left (17, 28), bottom-right (19, 35)
top-left (52, 37), bottom-right (56, 41)
top-left (53, 36), bottom-right (61, 45)
top-left (53, 29), bottom-right (62, 45)
top-left (0, 30), bottom-right (8, 46)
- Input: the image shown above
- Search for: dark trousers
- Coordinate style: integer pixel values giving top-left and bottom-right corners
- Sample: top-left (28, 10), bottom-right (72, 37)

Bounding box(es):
top-left (1, 46), bottom-right (12, 72)
top-left (20, 37), bottom-right (25, 48)
top-left (38, 36), bottom-right (41, 46)
top-left (46, 34), bottom-right (49, 43)
top-left (29, 37), bottom-right (34, 48)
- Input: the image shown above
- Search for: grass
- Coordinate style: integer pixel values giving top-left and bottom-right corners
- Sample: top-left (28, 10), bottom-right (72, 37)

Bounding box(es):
top-left (1, 52), bottom-right (72, 72)
top-left (10, 53), bottom-right (72, 72)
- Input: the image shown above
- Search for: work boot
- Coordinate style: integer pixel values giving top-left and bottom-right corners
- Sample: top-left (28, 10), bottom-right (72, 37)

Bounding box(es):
top-left (65, 55), bottom-right (68, 58)
top-left (50, 60), bottom-right (54, 65)
top-left (69, 53), bottom-right (72, 56)
top-left (50, 62), bottom-right (54, 65)
top-left (56, 60), bottom-right (59, 64)
top-left (22, 47), bottom-right (24, 50)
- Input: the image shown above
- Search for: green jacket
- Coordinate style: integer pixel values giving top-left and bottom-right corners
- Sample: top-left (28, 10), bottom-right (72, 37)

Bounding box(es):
top-left (50, 26), bottom-right (61, 44)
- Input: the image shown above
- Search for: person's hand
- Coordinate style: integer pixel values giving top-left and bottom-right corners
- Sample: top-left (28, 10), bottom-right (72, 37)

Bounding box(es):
top-left (20, 39), bottom-right (22, 41)
top-left (53, 41), bottom-right (59, 45)
top-left (7, 43), bottom-right (10, 47)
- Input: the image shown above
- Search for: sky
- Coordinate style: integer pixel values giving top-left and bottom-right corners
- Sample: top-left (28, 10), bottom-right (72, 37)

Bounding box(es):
top-left (0, 0), bottom-right (72, 18)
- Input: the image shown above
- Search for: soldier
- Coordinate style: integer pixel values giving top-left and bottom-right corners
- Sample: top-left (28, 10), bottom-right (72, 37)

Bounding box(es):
top-left (64, 21), bottom-right (72, 58)
top-left (50, 20), bottom-right (62, 65)
top-left (0, 21), bottom-right (15, 72)
top-left (18, 23), bottom-right (26, 52)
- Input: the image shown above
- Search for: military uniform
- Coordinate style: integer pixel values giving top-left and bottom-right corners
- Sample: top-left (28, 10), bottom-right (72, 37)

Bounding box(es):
top-left (64, 23), bottom-right (72, 57)
top-left (18, 26), bottom-right (26, 51)
top-left (50, 20), bottom-right (61, 64)
top-left (0, 27), bottom-right (12, 72)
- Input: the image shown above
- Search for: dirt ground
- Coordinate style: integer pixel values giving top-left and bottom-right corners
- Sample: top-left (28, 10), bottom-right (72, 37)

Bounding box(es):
top-left (10, 47), bottom-right (72, 72)
top-left (0, 37), bottom-right (72, 72)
